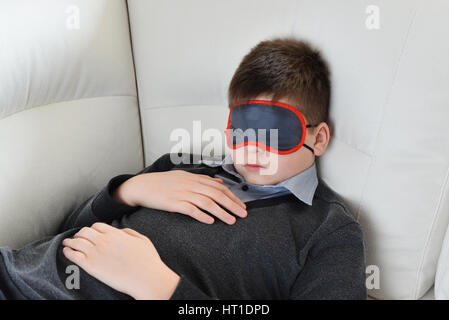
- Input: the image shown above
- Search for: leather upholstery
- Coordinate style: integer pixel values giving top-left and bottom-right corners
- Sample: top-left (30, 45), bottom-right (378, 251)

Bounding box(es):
top-left (0, 0), bottom-right (143, 249)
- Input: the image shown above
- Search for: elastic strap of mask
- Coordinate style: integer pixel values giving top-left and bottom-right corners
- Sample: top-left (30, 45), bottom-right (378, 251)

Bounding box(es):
top-left (303, 144), bottom-right (314, 153)
top-left (304, 124), bottom-right (316, 154)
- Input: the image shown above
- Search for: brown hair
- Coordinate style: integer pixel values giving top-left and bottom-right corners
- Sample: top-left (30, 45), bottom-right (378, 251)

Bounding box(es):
top-left (228, 37), bottom-right (331, 126)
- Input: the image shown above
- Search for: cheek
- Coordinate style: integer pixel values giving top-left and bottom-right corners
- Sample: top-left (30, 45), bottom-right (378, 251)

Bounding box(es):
top-left (275, 155), bottom-right (301, 177)
top-left (232, 149), bottom-right (244, 166)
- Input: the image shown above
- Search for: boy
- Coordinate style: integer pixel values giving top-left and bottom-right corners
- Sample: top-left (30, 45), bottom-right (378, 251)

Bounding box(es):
top-left (0, 37), bottom-right (366, 300)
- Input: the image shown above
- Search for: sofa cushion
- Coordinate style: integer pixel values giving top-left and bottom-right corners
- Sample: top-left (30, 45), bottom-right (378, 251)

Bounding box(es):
top-left (0, 0), bottom-right (143, 248)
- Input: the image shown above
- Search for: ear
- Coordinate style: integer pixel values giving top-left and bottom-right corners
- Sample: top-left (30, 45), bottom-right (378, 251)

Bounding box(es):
top-left (311, 122), bottom-right (331, 156)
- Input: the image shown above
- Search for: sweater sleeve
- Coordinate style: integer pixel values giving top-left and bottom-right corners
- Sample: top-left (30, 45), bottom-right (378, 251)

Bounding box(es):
top-left (169, 274), bottom-right (217, 300)
top-left (289, 222), bottom-right (367, 300)
top-left (58, 174), bottom-right (137, 232)
top-left (58, 153), bottom-right (176, 232)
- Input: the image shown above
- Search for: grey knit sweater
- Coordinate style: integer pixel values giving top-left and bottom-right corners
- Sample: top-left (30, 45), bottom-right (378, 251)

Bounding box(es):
top-left (0, 153), bottom-right (367, 299)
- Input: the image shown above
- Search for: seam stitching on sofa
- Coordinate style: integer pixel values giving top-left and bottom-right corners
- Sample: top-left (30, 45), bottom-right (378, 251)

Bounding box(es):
top-left (354, 0), bottom-right (420, 299)
top-left (408, 0), bottom-right (448, 299)
top-left (332, 135), bottom-right (373, 158)
top-left (0, 94), bottom-right (137, 122)
top-left (414, 159), bottom-right (449, 299)
top-left (125, 0), bottom-right (145, 168)
top-left (142, 104), bottom-right (225, 111)
top-left (354, 3), bottom-right (419, 223)
top-left (434, 214), bottom-right (449, 297)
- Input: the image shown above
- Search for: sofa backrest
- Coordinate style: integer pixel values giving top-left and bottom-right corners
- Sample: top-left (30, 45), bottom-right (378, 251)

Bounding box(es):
top-left (0, 0), bottom-right (143, 249)
top-left (127, 0), bottom-right (449, 299)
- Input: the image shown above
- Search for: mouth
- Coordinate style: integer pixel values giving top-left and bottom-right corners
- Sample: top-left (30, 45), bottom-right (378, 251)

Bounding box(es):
top-left (244, 164), bottom-right (265, 171)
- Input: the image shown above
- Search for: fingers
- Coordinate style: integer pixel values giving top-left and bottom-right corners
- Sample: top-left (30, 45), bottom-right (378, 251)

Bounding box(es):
top-left (197, 177), bottom-right (246, 210)
top-left (62, 237), bottom-right (94, 255)
top-left (174, 172), bottom-right (248, 225)
top-left (177, 171), bottom-right (223, 184)
top-left (201, 175), bottom-right (224, 184)
top-left (191, 184), bottom-right (247, 219)
top-left (62, 247), bottom-right (86, 266)
top-left (176, 171), bottom-right (246, 211)
top-left (90, 222), bottom-right (117, 233)
top-left (91, 223), bottom-right (146, 241)
top-left (73, 226), bottom-right (102, 244)
top-left (188, 194), bottom-right (237, 225)
top-left (121, 227), bottom-right (148, 240)
top-left (62, 225), bottom-right (103, 264)
top-left (176, 201), bottom-right (215, 224)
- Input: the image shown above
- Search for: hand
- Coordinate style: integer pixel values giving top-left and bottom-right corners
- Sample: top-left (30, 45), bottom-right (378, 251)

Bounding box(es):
top-left (62, 222), bottom-right (180, 300)
top-left (112, 170), bottom-right (247, 225)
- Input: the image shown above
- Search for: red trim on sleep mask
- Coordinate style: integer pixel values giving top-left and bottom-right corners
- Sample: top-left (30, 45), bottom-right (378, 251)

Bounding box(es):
top-left (224, 99), bottom-right (308, 155)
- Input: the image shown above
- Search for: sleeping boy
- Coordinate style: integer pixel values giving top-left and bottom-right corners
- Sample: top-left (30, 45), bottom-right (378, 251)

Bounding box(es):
top-left (0, 37), bottom-right (367, 300)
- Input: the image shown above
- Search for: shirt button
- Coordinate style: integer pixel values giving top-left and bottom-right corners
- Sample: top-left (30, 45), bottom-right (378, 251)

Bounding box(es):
top-left (241, 185), bottom-right (249, 191)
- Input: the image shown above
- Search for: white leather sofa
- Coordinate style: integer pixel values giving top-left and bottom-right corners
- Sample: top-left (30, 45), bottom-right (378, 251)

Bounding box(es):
top-left (0, 0), bottom-right (448, 300)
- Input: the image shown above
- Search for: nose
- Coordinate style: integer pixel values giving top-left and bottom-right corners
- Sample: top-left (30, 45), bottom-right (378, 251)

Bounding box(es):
top-left (246, 145), bottom-right (267, 154)
top-left (246, 145), bottom-right (258, 153)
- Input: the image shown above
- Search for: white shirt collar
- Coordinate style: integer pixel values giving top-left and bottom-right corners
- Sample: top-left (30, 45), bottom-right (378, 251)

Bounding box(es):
top-left (201, 153), bottom-right (319, 206)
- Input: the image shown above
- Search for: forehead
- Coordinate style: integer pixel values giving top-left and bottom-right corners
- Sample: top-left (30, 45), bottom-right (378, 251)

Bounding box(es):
top-left (244, 94), bottom-right (309, 124)
top-left (252, 94), bottom-right (294, 106)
